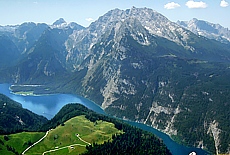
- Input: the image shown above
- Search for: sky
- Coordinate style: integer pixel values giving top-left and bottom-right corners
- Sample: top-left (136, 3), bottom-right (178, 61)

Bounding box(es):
top-left (0, 0), bottom-right (229, 28)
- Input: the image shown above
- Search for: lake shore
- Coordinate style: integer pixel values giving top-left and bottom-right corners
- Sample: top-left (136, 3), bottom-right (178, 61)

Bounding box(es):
top-left (0, 83), bottom-right (211, 155)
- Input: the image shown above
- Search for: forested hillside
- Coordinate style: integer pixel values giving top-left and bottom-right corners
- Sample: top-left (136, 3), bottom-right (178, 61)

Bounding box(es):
top-left (0, 7), bottom-right (230, 154)
top-left (41, 103), bottom-right (172, 155)
top-left (0, 94), bottom-right (48, 134)
top-left (0, 101), bottom-right (172, 155)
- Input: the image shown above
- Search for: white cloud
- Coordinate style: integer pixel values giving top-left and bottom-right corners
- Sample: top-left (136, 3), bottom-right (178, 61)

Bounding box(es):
top-left (86, 18), bottom-right (94, 22)
top-left (220, 0), bottom-right (229, 7)
top-left (186, 0), bottom-right (207, 9)
top-left (164, 2), bottom-right (181, 9)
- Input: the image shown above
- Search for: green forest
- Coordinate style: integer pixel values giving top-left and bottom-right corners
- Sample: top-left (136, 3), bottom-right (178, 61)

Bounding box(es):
top-left (0, 94), bottom-right (172, 155)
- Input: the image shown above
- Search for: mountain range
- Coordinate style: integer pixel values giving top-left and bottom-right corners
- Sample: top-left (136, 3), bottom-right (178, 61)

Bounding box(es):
top-left (177, 18), bottom-right (230, 44)
top-left (0, 7), bottom-right (230, 154)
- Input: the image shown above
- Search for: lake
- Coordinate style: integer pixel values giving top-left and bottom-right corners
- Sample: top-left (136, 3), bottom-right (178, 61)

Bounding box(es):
top-left (0, 83), bottom-right (211, 155)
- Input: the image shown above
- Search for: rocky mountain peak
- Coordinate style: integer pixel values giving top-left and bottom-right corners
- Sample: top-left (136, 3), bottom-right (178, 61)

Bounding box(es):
top-left (177, 18), bottom-right (230, 43)
top-left (52, 18), bottom-right (68, 28)
top-left (69, 7), bottom-right (190, 51)
top-left (53, 18), bottom-right (66, 25)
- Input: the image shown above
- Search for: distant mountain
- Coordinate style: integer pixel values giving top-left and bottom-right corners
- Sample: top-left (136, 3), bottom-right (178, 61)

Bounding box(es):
top-left (0, 22), bottom-right (49, 54)
top-left (52, 18), bottom-right (85, 30)
top-left (0, 35), bottom-right (20, 68)
top-left (177, 18), bottom-right (230, 44)
top-left (0, 94), bottom-right (48, 134)
top-left (0, 20), bottom-right (85, 83)
top-left (4, 28), bottom-right (72, 84)
top-left (0, 20), bottom-right (84, 70)
top-left (52, 18), bottom-right (67, 26)
top-left (0, 7), bottom-right (230, 154)
top-left (0, 22), bottom-right (49, 71)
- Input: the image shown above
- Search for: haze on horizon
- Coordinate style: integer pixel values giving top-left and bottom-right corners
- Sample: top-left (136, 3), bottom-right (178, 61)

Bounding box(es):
top-left (0, 0), bottom-right (229, 29)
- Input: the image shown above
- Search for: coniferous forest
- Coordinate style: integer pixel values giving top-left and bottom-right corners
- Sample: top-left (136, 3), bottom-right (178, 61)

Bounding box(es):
top-left (0, 96), bottom-right (172, 155)
top-left (41, 103), bottom-right (172, 155)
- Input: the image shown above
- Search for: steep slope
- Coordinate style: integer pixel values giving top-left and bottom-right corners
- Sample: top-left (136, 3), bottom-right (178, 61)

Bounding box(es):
top-left (0, 94), bottom-right (48, 134)
top-left (0, 103), bottom-right (171, 155)
top-left (66, 7), bottom-right (230, 71)
top-left (0, 22), bottom-right (85, 84)
top-left (0, 20), bottom-right (84, 72)
top-left (40, 103), bottom-right (172, 155)
top-left (14, 22), bottom-right (49, 53)
top-left (0, 7), bottom-right (230, 154)
top-left (177, 18), bottom-right (230, 44)
top-left (0, 35), bottom-right (20, 68)
top-left (61, 13), bottom-right (230, 154)
top-left (1, 28), bottom-right (69, 84)
top-left (0, 22), bottom-right (49, 55)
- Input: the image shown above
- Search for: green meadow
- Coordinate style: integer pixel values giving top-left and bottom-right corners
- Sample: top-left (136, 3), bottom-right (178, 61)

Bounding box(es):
top-left (1, 115), bottom-right (123, 155)
top-left (0, 132), bottom-right (45, 155)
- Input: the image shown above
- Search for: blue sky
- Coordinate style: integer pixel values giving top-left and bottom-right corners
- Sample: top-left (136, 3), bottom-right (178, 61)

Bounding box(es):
top-left (0, 0), bottom-right (229, 28)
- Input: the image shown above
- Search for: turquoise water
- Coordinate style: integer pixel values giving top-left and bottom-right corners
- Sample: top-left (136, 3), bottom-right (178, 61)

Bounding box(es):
top-left (126, 121), bottom-right (211, 155)
top-left (0, 83), bottom-right (211, 155)
top-left (0, 84), bottom-right (105, 119)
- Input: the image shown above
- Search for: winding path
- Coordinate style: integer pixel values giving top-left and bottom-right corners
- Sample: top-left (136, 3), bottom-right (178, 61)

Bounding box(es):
top-left (22, 130), bottom-right (91, 155)
top-left (76, 133), bottom-right (91, 145)
top-left (22, 129), bottom-right (51, 155)
top-left (42, 143), bottom-right (86, 155)
top-left (42, 133), bottom-right (91, 155)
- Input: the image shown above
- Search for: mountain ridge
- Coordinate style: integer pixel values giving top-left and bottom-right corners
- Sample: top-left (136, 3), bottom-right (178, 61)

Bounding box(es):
top-left (177, 18), bottom-right (230, 44)
top-left (0, 7), bottom-right (230, 154)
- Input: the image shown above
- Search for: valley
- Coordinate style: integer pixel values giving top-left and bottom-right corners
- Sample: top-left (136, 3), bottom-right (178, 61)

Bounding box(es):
top-left (0, 6), bottom-right (230, 155)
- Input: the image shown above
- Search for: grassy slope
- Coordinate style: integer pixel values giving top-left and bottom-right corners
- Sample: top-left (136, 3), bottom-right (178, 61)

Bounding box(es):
top-left (26, 115), bottom-right (122, 155)
top-left (0, 132), bottom-right (45, 155)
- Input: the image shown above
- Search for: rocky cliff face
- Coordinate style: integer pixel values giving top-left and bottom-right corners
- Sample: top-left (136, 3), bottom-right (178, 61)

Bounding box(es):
top-left (0, 7), bottom-right (230, 154)
top-left (67, 8), bottom-right (230, 154)
top-left (177, 18), bottom-right (230, 44)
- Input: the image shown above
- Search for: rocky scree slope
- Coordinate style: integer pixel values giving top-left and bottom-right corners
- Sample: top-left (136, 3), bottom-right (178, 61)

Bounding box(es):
top-left (63, 7), bottom-right (230, 154)
top-left (0, 7), bottom-right (230, 154)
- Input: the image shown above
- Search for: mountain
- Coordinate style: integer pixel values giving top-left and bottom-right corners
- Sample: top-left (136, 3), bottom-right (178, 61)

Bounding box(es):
top-left (52, 18), bottom-right (67, 26)
top-left (51, 18), bottom-right (85, 30)
top-left (0, 20), bottom-right (84, 70)
top-left (177, 18), bottom-right (230, 44)
top-left (0, 21), bottom-right (85, 84)
top-left (0, 22), bottom-right (49, 54)
top-left (0, 35), bottom-right (20, 68)
top-left (0, 7), bottom-right (230, 154)
top-left (66, 7), bottom-right (230, 70)
top-left (5, 28), bottom-right (71, 84)
top-left (0, 22), bottom-right (49, 70)
top-left (0, 94), bottom-right (48, 134)
top-left (62, 8), bottom-right (230, 154)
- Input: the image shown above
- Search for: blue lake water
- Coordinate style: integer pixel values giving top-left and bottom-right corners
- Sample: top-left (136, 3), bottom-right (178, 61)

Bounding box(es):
top-left (0, 84), bottom-right (105, 119)
top-left (0, 83), bottom-right (211, 155)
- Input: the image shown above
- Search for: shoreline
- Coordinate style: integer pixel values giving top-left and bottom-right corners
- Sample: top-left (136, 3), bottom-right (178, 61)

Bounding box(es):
top-left (1, 83), bottom-right (211, 155)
